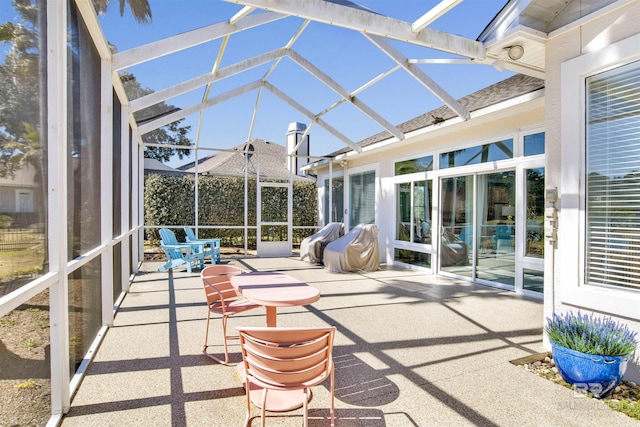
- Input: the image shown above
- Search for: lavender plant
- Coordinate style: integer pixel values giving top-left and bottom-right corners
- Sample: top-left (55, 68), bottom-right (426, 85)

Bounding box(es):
top-left (545, 311), bottom-right (638, 356)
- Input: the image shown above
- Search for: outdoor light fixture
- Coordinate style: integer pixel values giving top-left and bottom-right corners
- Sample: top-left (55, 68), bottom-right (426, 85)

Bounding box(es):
top-left (506, 45), bottom-right (524, 61)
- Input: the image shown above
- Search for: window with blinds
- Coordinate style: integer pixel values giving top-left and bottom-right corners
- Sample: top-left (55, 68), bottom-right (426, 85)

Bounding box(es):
top-left (585, 60), bottom-right (640, 291)
top-left (349, 170), bottom-right (376, 229)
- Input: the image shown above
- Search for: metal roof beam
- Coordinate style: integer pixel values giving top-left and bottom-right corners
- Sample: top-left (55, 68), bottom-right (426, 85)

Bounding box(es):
top-left (138, 81), bottom-right (262, 135)
top-left (194, 35), bottom-right (231, 150)
top-left (412, 0), bottom-right (462, 33)
top-left (113, 12), bottom-right (285, 70)
top-left (364, 33), bottom-right (470, 121)
top-left (408, 58), bottom-right (475, 64)
top-left (130, 48), bottom-right (287, 113)
top-left (292, 121), bottom-right (314, 153)
top-left (224, 0), bottom-right (484, 59)
top-left (262, 20), bottom-right (309, 81)
top-left (286, 49), bottom-right (404, 141)
top-left (314, 65), bottom-right (401, 119)
top-left (229, 6), bottom-right (255, 24)
top-left (262, 81), bottom-right (362, 153)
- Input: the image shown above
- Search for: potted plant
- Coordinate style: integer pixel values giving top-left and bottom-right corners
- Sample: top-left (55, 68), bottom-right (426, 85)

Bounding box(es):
top-left (545, 311), bottom-right (638, 398)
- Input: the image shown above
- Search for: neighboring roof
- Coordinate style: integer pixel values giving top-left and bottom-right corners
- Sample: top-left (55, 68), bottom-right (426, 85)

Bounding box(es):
top-left (327, 73), bottom-right (545, 157)
top-left (143, 158), bottom-right (187, 176)
top-left (180, 139), bottom-right (313, 181)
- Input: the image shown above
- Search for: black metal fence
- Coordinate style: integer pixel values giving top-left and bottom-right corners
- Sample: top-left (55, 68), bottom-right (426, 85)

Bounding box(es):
top-left (0, 227), bottom-right (45, 252)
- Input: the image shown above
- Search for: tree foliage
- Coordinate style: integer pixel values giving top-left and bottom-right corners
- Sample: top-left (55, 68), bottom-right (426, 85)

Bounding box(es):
top-left (121, 71), bottom-right (193, 162)
top-left (92, 0), bottom-right (152, 24)
top-left (93, 0), bottom-right (190, 164)
top-left (0, 0), bottom-right (43, 180)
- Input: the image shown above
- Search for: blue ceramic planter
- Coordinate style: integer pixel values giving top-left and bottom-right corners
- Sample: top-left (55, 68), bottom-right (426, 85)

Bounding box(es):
top-left (551, 342), bottom-right (631, 398)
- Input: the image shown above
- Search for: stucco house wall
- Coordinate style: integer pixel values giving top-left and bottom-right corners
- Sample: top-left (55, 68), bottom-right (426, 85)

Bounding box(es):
top-left (317, 94), bottom-right (545, 266)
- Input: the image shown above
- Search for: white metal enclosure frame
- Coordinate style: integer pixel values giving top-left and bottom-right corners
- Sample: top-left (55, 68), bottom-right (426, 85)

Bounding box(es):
top-left (0, 2), bottom-right (551, 425)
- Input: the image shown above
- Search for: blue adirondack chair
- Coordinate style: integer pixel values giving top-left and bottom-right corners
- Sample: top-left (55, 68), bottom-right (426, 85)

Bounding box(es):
top-left (158, 228), bottom-right (208, 274)
top-left (184, 227), bottom-right (221, 263)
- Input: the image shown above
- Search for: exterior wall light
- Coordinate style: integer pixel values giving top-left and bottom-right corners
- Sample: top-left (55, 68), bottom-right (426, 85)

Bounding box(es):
top-left (506, 45), bottom-right (524, 61)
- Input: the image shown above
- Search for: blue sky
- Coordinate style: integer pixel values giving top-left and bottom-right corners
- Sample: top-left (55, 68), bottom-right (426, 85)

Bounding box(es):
top-left (8, 0), bottom-right (512, 168)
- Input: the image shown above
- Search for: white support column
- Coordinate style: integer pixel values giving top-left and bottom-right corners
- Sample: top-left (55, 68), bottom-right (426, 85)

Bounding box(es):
top-left (100, 58), bottom-right (114, 326)
top-left (288, 157), bottom-right (293, 256)
top-left (132, 130), bottom-right (141, 271)
top-left (120, 105), bottom-right (131, 292)
top-left (244, 153), bottom-right (249, 256)
top-left (328, 162), bottom-right (333, 223)
top-left (256, 156), bottom-right (261, 251)
top-left (47, 0), bottom-right (71, 415)
top-left (343, 162), bottom-right (350, 230)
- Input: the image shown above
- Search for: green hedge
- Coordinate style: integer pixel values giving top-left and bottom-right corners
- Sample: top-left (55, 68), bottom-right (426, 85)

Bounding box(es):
top-left (144, 174), bottom-right (318, 246)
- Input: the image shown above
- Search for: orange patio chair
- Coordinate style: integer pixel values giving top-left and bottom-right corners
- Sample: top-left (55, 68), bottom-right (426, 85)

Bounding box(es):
top-left (237, 326), bottom-right (336, 427)
top-left (201, 265), bottom-right (260, 364)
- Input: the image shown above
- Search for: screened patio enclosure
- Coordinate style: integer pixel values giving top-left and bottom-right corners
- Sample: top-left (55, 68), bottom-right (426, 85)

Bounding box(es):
top-left (13, 0), bottom-right (640, 425)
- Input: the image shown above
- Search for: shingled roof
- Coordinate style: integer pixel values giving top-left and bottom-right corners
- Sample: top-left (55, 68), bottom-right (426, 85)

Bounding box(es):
top-left (144, 158), bottom-right (188, 176)
top-left (180, 138), bottom-right (313, 181)
top-left (328, 74), bottom-right (545, 157)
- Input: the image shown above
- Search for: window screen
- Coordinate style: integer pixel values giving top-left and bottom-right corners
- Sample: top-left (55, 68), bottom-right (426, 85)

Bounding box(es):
top-left (585, 60), bottom-right (640, 291)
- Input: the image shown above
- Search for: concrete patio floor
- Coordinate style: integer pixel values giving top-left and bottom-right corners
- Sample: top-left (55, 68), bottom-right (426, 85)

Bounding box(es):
top-left (60, 257), bottom-right (640, 426)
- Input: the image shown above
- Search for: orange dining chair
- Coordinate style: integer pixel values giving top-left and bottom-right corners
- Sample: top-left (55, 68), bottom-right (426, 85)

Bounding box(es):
top-left (237, 326), bottom-right (336, 427)
top-left (201, 265), bottom-right (260, 364)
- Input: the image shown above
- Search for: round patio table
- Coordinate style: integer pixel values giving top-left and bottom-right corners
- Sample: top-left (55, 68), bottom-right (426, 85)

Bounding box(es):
top-left (230, 271), bottom-right (320, 327)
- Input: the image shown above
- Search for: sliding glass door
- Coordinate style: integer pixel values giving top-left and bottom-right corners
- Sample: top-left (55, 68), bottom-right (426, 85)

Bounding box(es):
top-left (440, 175), bottom-right (473, 277)
top-left (440, 172), bottom-right (517, 287)
top-left (476, 172), bottom-right (516, 286)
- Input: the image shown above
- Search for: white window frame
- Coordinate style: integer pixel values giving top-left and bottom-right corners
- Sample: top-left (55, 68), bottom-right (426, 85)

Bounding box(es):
top-left (390, 173), bottom-right (434, 271)
top-left (560, 33), bottom-right (640, 319)
top-left (390, 151), bottom-right (438, 270)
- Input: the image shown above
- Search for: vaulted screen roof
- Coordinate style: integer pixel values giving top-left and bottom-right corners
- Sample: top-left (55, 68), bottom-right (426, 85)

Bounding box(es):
top-left (90, 0), bottom-right (545, 165)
